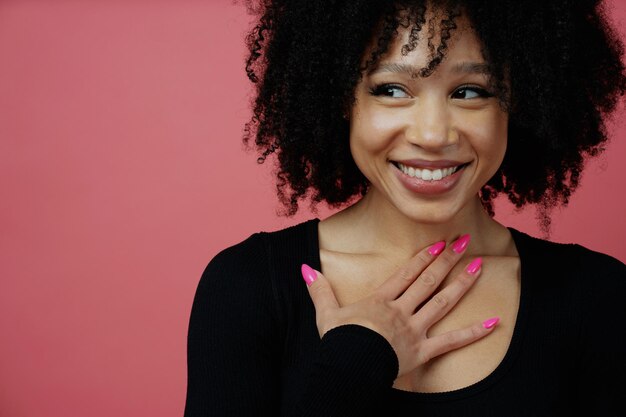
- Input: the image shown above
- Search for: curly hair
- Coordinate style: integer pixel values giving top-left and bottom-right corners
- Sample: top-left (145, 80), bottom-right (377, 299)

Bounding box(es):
top-left (242, 0), bottom-right (626, 224)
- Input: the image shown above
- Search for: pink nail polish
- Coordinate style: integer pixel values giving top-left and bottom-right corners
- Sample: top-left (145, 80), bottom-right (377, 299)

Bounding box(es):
top-left (301, 264), bottom-right (317, 286)
top-left (428, 241), bottom-right (446, 256)
top-left (466, 257), bottom-right (482, 274)
top-left (482, 317), bottom-right (500, 329)
top-left (451, 234), bottom-right (471, 254)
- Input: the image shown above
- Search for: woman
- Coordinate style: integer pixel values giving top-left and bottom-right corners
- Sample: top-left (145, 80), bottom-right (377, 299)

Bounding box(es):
top-left (185, 1), bottom-right (626, 415)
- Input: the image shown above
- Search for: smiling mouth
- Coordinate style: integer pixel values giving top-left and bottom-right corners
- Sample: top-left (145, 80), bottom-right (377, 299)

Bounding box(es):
top-left (392, 161), bottom-right (469, 181)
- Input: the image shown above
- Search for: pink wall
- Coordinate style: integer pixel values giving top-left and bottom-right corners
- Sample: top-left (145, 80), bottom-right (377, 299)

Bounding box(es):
top-left (0, 1), bottom-right (624, 416)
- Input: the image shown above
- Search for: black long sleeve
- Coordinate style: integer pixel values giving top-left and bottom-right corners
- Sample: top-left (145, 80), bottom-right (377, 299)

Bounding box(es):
top-left (184, 232), bottom-right (398, 417)
top-left (184, 219), bottom-right (626, 416)
top-left (574, 249), bottom-right (626, 416)
top-left (184, 234), bottom-right (283, 415)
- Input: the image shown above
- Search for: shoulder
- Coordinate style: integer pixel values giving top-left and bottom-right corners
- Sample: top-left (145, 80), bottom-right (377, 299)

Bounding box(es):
top-left (206, 218), bottom-right (318, 269)
top-left (510, 227), bottom-right (626, 293)
top-left (198, 218), bottom-right (319, 291)
top-left (190, 219), bottom-right (318, 332)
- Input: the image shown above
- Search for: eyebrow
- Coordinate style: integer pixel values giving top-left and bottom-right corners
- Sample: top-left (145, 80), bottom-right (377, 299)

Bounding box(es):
top-left (452, 62), bottom-right (491, 74)
top-left (368, 61), bottom-right (491, 76)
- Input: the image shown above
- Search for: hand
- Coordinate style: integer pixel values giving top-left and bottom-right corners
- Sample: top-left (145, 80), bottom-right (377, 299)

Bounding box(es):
top-left (301, 235), bottom-right (499, 378)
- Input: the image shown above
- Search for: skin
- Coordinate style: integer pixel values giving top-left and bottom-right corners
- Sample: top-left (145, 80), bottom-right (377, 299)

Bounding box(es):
top-left (306, 13), bottom-right (522, 393)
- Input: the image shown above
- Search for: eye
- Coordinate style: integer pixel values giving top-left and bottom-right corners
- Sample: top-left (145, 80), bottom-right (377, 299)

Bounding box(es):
top-left (369, 84), bottom-right (410, 99)
top-left (451, 85), bottom-right (493, 100)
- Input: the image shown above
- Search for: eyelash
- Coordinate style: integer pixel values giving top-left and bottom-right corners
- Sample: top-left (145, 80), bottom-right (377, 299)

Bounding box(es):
top-left (368, 83), bottom-right (494, 99)
top-left (452, 85), bottom-right (494, 99)
top-left (368, 84), bottom-right (408, 98)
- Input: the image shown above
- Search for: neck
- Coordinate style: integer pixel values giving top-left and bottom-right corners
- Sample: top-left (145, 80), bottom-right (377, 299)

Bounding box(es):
top-left (330, 189), bottom-right (507, 259)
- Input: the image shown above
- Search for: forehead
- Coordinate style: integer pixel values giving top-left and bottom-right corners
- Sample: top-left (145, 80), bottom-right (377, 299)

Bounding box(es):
top-left (366, 11), bottom-right (486, 75)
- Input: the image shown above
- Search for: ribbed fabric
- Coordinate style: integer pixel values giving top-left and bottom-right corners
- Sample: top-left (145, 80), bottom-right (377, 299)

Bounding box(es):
top-left (290, 325), bottom-right (399, 416)
top-left (184, 218), bottom-right (626, 417)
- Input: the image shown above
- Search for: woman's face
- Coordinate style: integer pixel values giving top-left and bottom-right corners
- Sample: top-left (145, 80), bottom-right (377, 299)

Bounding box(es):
top-left (349, 14), bottom-right (508, 224)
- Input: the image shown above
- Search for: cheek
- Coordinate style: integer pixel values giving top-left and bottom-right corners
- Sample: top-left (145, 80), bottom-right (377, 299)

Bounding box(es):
top-left (349, 107), bottom-right (395, 155)
top-left (348, 114), bottom-right (396, 183)
top-left (471, 112), bottom-right (508, 164)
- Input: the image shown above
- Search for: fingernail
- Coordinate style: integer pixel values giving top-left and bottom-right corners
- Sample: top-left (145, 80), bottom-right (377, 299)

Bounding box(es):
top-left (428, 241), bottom-right (446, 256)
top-left (482, 317), bottom-right (500, 329)
top-left (451, 234), bottom-right (471, 254)
top-left (301, 264), bottom-right (317, 286)
top-left (466, 257), bottom-right (482, 274)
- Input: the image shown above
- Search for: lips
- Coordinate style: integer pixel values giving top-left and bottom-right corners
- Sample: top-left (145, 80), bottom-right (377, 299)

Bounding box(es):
top-left (390, 160), bottom-right (470, 195)
top-left (391, 160), bottom-right (470, 181)
top-left (396, 162), bottom-right (462, 181)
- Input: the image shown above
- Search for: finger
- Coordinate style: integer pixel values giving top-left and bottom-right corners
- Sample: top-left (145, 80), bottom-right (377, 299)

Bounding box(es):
top-left (395, 234), bottom-right (471, 312)
top-left (411, 257), bottom-right (482, 327)
top-left (418, 317), bottom-right (500, 365)
top-left (301, 264), bottom-right (339, 314)
top-left (376, 240), bottom-right (447, 300)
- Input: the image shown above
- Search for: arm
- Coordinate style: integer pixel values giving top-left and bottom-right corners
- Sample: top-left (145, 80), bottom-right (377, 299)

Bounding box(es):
top-left (184, 234), bottom-right (283, 416)
top-left (184, 233), bottom-right (398, 417)
top-left (287, 324), bottom-right (399, 416)
top-left (575, 249), bottom-right (626, 416)
top-left (185, 233), bottom-right (496, 416)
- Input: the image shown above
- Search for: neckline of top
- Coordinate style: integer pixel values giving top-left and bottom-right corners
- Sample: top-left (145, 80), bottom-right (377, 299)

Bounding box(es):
top-left (305, 217), bottom-right (532, 402)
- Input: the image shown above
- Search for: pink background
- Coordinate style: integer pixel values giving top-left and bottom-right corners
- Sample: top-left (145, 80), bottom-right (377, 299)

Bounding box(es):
top-left (0, 1), bottom-right (624, 416)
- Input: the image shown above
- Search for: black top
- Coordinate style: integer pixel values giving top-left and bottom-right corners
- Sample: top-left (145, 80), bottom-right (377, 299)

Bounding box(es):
top-left (184, 218), bottom-right (626, 416)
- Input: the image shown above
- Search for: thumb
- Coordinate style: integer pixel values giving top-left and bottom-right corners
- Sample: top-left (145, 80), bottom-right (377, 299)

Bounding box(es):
top-left (301, 264), bottom-right (339, 314)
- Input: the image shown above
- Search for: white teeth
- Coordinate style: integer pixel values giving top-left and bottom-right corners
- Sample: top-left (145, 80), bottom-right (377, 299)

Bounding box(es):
top-left (397, 163), bottom-right (461, 181)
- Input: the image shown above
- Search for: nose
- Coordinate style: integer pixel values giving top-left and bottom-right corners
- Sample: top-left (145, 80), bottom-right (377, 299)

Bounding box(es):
top-left (404, 96), bottom-right (458, 149)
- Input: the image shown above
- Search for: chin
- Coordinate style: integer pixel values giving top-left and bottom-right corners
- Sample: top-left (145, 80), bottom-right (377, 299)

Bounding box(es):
top-left (391, 192), bottom-right (479, 225)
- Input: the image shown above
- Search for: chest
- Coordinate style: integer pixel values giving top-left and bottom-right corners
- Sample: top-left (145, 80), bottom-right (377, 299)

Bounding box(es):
top-left (319, 250), bottom-right (521, 393)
